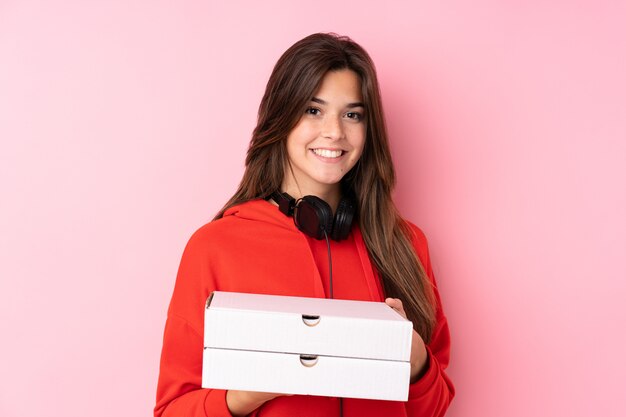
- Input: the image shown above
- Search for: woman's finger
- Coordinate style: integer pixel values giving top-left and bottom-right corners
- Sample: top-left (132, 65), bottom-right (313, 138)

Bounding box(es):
top-left (385, 297), bottom-right (403, 308)
top-left (385, 298), bottom-right (407, 318)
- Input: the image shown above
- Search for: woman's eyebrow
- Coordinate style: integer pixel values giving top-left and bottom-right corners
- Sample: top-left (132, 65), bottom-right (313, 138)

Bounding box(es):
top-left (311, 96), bottom-right (365, 108)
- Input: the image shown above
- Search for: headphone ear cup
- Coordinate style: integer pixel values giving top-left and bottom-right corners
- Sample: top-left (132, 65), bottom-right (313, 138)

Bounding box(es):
top-left (331, 197), bottom-right (355, 241)
top-left (294, 196), bottom-right (333, 240)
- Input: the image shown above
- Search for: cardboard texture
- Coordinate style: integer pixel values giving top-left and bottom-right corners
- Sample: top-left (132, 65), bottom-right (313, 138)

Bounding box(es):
top-left (202, 291), bottom-right (413, 401)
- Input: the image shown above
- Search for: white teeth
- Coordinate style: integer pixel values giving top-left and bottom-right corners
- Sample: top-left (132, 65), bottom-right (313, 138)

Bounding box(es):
top-left (312, 149), bottom-right (342, 158)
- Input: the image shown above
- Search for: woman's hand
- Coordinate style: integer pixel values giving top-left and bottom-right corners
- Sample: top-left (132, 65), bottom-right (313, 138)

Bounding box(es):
top-left (385, 297), bottom-right (429, 383)
top-left (226, 390), bottom-right (287, 416)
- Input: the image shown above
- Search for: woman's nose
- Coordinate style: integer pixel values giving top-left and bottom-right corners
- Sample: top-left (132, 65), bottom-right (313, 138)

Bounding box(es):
top-left (321, 115), bottom-right (344, 140)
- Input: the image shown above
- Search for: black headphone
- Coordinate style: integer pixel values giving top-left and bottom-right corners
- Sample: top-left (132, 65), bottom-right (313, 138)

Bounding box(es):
top-left (271, 191), bottom-right (355, 241)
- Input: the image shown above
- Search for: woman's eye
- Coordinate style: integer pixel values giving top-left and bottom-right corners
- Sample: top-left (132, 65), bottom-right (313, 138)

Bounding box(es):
top-left (305, 107), bottom-right (321, 116)
top-left (346, 112), bottom-right (363, 121)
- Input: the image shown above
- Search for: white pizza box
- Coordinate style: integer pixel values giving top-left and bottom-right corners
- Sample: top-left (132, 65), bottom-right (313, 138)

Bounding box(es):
top-left (202, 291), bottom-right (413, 401)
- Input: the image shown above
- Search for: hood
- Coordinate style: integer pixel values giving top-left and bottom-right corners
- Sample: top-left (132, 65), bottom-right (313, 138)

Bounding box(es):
top-left (223, 198), bottom-right (384, 301)
top-left (223, 199), bottom-right (296, 232)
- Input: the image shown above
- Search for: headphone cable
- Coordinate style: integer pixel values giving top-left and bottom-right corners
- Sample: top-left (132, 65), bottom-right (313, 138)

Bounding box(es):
top-left (323, 230), bottom-right (333, 299)
top-left (324, 229), bottom-right (344, 416)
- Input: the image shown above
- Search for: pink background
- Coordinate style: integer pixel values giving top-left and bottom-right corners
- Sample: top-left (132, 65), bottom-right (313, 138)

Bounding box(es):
top-left (1, 1), bottom-right (625, 416)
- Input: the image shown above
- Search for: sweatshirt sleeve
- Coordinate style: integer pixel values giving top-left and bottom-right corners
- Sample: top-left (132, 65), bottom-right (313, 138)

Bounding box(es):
top-left (154, 225), bottom-right (234, 417)
top-left (404, 225), bottom-right (455, 417)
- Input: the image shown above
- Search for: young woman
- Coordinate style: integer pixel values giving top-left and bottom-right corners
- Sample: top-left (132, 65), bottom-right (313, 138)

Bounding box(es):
top-left (155, 33), bottom-right (454, 417)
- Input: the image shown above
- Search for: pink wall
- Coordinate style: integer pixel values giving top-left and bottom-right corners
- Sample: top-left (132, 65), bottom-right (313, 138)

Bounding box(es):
top-left (1, 1), bottom-right (624, 416)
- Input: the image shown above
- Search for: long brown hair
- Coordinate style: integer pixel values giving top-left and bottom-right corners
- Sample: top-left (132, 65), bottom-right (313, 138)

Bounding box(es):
top-left (215, 33), bottom-right (437, 341)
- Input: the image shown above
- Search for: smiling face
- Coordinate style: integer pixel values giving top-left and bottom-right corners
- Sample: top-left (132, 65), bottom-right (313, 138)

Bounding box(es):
top-left (282, 69), bottom-right (366, 203)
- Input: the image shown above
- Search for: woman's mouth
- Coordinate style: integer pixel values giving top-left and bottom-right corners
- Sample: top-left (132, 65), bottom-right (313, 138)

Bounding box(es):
top-left (311, 148), bottom-right (344, 158)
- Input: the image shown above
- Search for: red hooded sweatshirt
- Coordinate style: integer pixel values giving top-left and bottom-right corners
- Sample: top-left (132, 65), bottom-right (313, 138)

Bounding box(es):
top-left (155, 199), bottom-right (454, 417)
